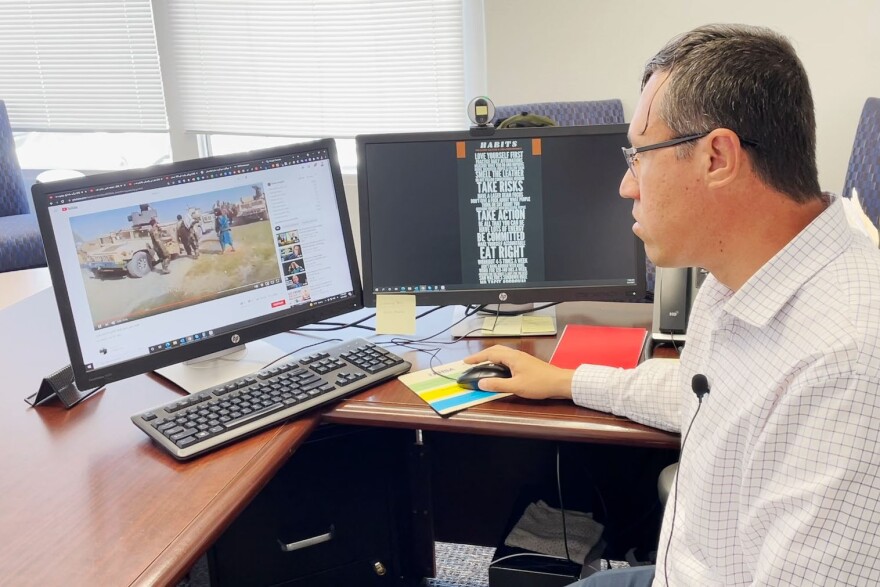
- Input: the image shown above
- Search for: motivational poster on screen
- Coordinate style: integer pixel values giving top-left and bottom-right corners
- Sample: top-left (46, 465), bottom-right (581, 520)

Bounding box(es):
top-left (456, 138), bottom-right (545, 286)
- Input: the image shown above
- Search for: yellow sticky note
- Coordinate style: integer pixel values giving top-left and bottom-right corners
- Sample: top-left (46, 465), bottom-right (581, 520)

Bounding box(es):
top-left (522, 315), bottom-right (556, 334)
top-left (375, 294), bottom-right (417, 335)
top-left (481, 315), bottom-right (523, 335)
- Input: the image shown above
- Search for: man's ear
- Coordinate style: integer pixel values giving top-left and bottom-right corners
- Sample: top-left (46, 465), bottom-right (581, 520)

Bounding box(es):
top-left (705, 129), bottom-right (743, 189)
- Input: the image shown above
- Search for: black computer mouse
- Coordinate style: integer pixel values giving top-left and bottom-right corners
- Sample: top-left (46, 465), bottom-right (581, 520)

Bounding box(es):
top-left (456, 363), bottom-right (512, 390)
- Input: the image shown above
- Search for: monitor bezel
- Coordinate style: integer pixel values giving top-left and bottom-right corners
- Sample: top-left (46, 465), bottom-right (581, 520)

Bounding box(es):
top-left (356, 124), bottom-right (645, 307)
top-left (33, 138), bottom-right (363, 390)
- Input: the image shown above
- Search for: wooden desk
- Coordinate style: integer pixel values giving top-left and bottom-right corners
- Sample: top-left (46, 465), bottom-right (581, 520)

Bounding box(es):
top-left (0, 289), bottom-right (321, 586)
top-left (0, 287), bottom-right (677, 586)
top-left (327, 303), bottom-right (678, 449)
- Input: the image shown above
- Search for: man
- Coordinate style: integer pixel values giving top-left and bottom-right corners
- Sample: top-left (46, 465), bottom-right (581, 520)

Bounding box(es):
top-left (466, 24), bottom-right (880, 587)
top-left (148, 217), bottom-right (171, 274)
top-left (215, 208), bottom-right (236, 253)
top-left (176, 214), bottom-right (194, 257)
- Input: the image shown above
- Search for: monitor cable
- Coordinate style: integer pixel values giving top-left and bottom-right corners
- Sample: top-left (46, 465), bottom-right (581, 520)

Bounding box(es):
top-left (470, 301), bottom-right (560, 317)
top-left (258, 337), bottom-right (344, 370)
top-left (293, 305), bottom-right (447, 332)
top-left (383, 304), bottom-right (502, 381)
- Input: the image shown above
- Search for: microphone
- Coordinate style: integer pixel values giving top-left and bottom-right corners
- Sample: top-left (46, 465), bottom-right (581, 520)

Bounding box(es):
top-left (691, 373), bottom-right (710, 401)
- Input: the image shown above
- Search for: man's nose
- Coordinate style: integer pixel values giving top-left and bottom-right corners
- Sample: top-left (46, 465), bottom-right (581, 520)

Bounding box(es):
top-left (619, 170), bottom-right (638, 200)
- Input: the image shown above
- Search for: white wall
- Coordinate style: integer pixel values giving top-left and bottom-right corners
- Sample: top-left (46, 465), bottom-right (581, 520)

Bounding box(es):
top-left (483, 0), bottom-right (880, 193)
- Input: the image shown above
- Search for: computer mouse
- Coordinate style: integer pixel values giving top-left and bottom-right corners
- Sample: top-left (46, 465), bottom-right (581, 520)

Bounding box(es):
top-left (456, 363), bottom-right (512, 390)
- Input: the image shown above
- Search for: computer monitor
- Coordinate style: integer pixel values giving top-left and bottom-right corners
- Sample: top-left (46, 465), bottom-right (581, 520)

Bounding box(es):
top-left (33, 139), bottom-right (361, 391)
top-left (356, 124), bottom-right (645, 311)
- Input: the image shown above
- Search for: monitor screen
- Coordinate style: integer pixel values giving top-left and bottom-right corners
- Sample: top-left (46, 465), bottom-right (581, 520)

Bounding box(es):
top-left (356, 124), bottom-right (644, 307)
top-left (33, 139), bottom-right (361, 390)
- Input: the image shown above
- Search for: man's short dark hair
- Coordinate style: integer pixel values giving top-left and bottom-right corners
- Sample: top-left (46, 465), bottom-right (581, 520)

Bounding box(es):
top-left (643, 24), bottom-right (821, 203)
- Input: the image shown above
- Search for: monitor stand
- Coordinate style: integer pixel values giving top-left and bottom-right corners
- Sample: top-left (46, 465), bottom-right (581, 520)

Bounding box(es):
top-left (450, 303), bottom-right (557, 338)
top-left (154, 339), bottom-right (287, 394)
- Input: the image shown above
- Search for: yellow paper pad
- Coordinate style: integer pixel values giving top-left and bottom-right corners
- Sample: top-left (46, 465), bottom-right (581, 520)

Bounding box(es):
top-left (375, 294), bottom-right (416, 335)
top-left (522, 315), bottom-right (556, 334)
top-left (481, 316), bottom-right (522, 335)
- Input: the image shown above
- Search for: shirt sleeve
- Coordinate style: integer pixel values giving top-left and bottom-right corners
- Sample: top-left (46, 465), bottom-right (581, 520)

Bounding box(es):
top-left (571, 358), bottom-right (682, 433)
top-left (742, 372), bottom-right (880, 586)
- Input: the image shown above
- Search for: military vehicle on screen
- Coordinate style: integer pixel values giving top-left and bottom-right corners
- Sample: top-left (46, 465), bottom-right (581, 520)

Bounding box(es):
top-left (81, 204), bottom-right (186, 278)
top-left (235, 185), bottom-right (269, 224)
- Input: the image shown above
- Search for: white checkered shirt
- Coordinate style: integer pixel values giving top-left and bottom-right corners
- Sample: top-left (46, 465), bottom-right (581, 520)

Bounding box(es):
top-left (573, 198), bottom-right (880, 586)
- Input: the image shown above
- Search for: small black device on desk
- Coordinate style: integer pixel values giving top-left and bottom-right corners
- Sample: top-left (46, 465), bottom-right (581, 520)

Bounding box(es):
top-left (132, 339), bottom-right (410, 459)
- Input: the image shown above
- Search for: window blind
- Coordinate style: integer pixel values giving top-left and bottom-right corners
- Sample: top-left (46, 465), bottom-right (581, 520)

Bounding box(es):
top-left (0, 0), bottom-right (168, 132)
top-left (164, 0), bottom-right (465, 138)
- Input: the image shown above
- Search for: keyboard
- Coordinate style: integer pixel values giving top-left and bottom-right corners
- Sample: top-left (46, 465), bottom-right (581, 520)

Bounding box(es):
top-left (132, 339), bottom-right (411, 460)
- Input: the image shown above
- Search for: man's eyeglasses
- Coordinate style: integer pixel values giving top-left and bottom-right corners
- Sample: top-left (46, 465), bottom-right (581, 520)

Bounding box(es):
top-left (621, 132), bottom-right (709, 179)
top-left (621, 131), bottom-right (760, 179)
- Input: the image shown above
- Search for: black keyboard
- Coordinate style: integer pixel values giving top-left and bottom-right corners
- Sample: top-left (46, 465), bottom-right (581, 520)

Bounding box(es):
top-left (132, 339), bottom-right (411, 460)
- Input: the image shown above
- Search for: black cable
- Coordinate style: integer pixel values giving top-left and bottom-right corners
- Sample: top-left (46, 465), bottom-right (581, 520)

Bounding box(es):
top-left (378, 304), bottom-right (502, 382)
top-left (294, 304), bottom-right (447, 332)
top-left (556, 444), bottom-right (573, 562)
top-left (663, 395), bottom-right (704, 586)
top-left (293, 312), bottom-right (376, 332)
top-left (473, 301), bottom-right (560, 317)
top-left (259, 337), bottom-right (343, 370)
top-left (661, 330), bottom-right (683, 355)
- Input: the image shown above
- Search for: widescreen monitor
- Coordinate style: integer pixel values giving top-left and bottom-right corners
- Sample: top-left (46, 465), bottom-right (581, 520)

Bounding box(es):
top-left (33, 139), bottom-right (361, 390)
top-left (357, 124), bottom-right (645, 309)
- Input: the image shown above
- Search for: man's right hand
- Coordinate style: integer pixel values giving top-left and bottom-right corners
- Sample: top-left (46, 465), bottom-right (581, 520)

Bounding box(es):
top-left (463, 345), bottom-right (574, 400)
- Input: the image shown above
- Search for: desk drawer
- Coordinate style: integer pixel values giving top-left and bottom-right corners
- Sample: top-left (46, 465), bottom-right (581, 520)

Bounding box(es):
top-left (209, 426), bottom-right (407, 587)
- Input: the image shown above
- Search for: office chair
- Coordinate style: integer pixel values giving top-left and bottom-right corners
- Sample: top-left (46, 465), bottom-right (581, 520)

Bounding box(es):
top-left (0, 100), bottom-right (45, 272)
top-left (842, 97), bottom-right (880, 226)
top-left (494, 99), bottom-right (624, 127)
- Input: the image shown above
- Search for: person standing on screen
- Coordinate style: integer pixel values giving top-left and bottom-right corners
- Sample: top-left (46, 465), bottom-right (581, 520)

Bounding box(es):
top-left (176, 214), bottom-right (194, 257)
top-left (215, 208), bottom-right (236, 253)
top-left (465, 24), bottom-right (880, 587)
top-left (148, 217), bottom-right (171, 274)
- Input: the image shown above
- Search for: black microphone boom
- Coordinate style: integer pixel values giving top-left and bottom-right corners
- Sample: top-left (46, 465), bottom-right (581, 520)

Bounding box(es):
top-left (691, 373), bottom-right (710, 400)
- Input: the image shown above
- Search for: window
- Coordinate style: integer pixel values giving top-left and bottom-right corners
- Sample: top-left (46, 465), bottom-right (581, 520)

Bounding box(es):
top-left (158, 0), bottom-right (468, 164)
top-left (0, 0), bottom-right (170, 171)
top-left (2, 1), bottom-right (477, 173)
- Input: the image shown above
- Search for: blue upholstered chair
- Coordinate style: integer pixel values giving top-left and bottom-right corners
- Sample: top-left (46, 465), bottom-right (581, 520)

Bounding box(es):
top-left (842, 97), bottom-right (880, 226)
top-left (0, 100), bottom-right (45, 272)
top-left (494, 99), bottom-right (624, 127)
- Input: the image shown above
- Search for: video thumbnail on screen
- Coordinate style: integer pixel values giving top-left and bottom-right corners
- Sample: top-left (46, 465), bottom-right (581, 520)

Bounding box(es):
top-left (71, 184), bottom-right (281, 328)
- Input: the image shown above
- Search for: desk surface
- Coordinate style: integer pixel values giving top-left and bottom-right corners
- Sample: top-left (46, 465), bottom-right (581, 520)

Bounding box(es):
top-left (0, 276), bottom-right (677, 586)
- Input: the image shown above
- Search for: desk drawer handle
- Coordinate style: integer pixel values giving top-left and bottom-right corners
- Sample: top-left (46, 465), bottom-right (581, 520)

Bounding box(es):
top-left (278, 524), bottom-right (335, 552)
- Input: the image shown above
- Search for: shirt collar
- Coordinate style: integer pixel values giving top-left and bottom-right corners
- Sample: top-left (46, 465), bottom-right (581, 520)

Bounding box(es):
top-left (721, 196), bottom-right (851, 327)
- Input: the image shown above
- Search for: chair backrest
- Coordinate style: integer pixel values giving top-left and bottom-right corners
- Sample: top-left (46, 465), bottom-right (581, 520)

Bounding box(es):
top-left (494, 99), bottom-right (624, 127)
top-left (0, 100), bottom-right (29, 217)
top-left (842, 98), bottom-right (880, 226)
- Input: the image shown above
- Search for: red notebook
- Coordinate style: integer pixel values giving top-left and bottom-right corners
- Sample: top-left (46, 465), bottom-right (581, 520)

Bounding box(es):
top-left (549, 324), bottom-right (648, 369)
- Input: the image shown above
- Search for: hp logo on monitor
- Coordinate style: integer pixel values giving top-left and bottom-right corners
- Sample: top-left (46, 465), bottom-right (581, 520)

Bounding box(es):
top-left (498, 293), bottom-right (508, 302)
top-left (231, 334), bottom-right (241, 344)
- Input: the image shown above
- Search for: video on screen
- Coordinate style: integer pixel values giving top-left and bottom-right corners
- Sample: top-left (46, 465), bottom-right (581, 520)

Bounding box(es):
top-left (71, 184), bottom-right (281, 329)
